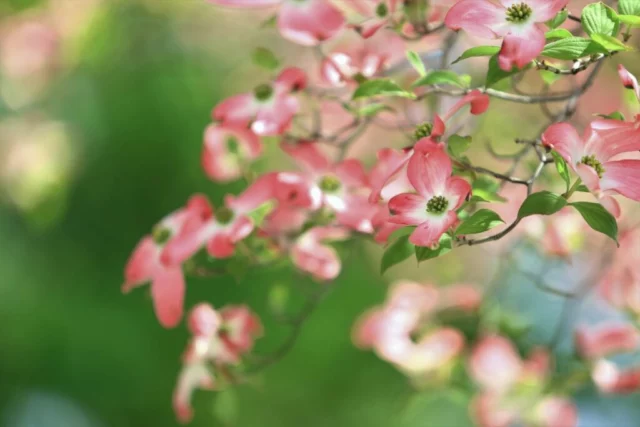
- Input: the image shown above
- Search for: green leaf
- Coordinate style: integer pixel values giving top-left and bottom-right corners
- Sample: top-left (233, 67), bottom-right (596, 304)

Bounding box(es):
top-left (582, 2), bottom-right (620, 37)
top-left (517, 191), bottom-right (568, 218)
top-left (570, 201), bottom-right (619, 244)
top-left (247, 200), bottom-right (275, 227)
top-left (547, 9), bottom-right (569, 29)
top-left (590, 33), bottom-right (633, 51)
top-left (540, 70), bottom-right (563, 86)
top-left (471, 177), bottom-right (507, 203)
top-left (447, 135), bottom-right (472, 158)
top-left (252, 47), bottom-right (280, 70)
top-left (541, 37), bottom-right (608, 59)
top-left (485, 54), bottom-right (530, 87)
top-left (597, 111), bottom-right (626, 120)
top-left (619, 0), bottom-right (640, 17)
top-left (551, 151), bottom-right (571, 193)
top-left (213, 389), bottom-right (238, 425)
top-left (406, 50), bottom-right (427, 76)
top-left (545, 28), bottom-right (573, 40)
top-left (260, 14), bottom-right (278, 28)
top-left (576, 184), bottom-right (590, 193)
top-left (381, 234), bottom-right (414, 274)
top-left (351, 103), bottom-right (394, 117)
top-left (415, 234), bottom-right (453, 262)
top-left (412, 70), bottom-right (471, 88)
top-left (455, 209), bottom-right (504, 235)
top-left (352, 78), bottom-right (416, 100)
top-left (618, 14), bottom-right (640, 26)
top-left (451, 45), bottom-right (500, 64)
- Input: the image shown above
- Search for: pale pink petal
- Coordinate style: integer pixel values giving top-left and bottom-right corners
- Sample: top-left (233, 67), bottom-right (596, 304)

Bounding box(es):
top-left (273, 171), bottom-right (321, 209)
top-left (576, 163), bottom-right (601, 193)
top-left (277, 0), bottom-right (345, 45)
top-left (588, 119), bottom-right (640, 160)
top-left (251, 95), bottom-right (298, 136)
top-left (618, 64), bottom-right (640, 101)
top-left (388, 193), bottom-right (428, 225)
top-left (188, 303), bottom-right (222, 337)
top-left (207, 233), bottom-right (236, 258)
top-left (388, 281), bottom-right (440, 313)
top-left (575, 324), bottom-right (640, 359)
top-left (470, 335), bottom-right (522, 392)
top-left (444, 0), bottom-right (505, 39)
top-left (600, 160), bottom-right (640, 201)
top-left (407, 146), bottom-right (452, 198)
top-left (542, 123), bottom-right (585, 166)
top-left (352, 308), bottom-right (384, 349)
top-left (369, 148), bottom-right (412, 203)
top-left (354, 19), bottom-right (388, 39)
top-left (592, 360), bottom-right (640, 393)
top-left (445, 176), bottom-right (472, 210)
top-left (151, 266), bottom-right (185, 328)
top-left (202, 124), bottom-right (262, 182)
top-left (229, 215), bottom-right (254, 241)
top-left (528, 0), bottom-right (570, 22)
top-left (600, 195), bottom-right (622, 218)
top-left (281, 141), bottom-right (331, 175)
top-left (220, 305), bottom-right (263, 355)
top-left (335, 195), bottom-right (378, 233)
top-left (226, 172), bottom-right (277, 213)
top-left (173, 360), bottom-right (215, 424)
top-left (498, 24), bottom-right (545, 71)
top-left (291, 226), bottom-right (348, 281)
top-left (441, 90), bottom-right (490, 122)
top-left (212, 93), bottom-right (257, 127)
top-left (334, 158), bottom-right (368, 188)
top-left (409, 211), bottom-right (458, 247)
top-left (399, 327), bottom-right (465, 373)
top-left (472, 393), bottom-right (516, 427)
top-left (275, 66), bottom-right (307, 92)
top-left (123, 236), bottom-right (158, 291)
top-left (534, 396), bottom-right (577, 427)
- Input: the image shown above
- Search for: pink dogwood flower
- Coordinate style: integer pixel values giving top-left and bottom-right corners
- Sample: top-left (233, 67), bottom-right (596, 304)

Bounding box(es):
top-left (173, 349), bottom-right (215, 424)
top-left (445, 0), bottom-right (569, 71)
top-left (162, 174), bottom-right (276, 263)
top-left (575, 323), bottom-right (640, 360)
top-left (542, 120), bottom-right (640, 217)
top-left (202, 123), bottom-right (262, 182)
top-left (618, 64), bottom-right (640, 101)
top-left (388, 143), bottom-right (471, 247)
top-left (291, 226), bottom-right (350, 281)
top-left (122, 195), bottom-right (212, 328)
top-left (469, 335), bottom-right (577, 427)
top-left (281, 141), bottom-right (378, 233)
top-left (213, 67), bottom-right (306, 136)
top-left (208, 0), bottom-right (345, 45)
top-left (592, 360), bottom-right (640, 394)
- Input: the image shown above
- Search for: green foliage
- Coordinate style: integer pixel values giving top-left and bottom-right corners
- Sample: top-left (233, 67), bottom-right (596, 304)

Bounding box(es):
top-left (401, 389), bottom-right (472, 427)
top-left (541, 37), bottom-right (608, 59)
top-left (451, 45), bottom-right (500, 64)
top-left (547, 9), bottom-right (569, 29)
top-left (618, 14), bottom-right (640, 26)
top-left (447, 135), bottom-right (472, 158)
top-left (485, 55), bottom-right (530, 87)
top-left (455, 209), bottom-right (504, 235)
top-left (551, 152), bottom-right (571, 193)
top-left (545, 28), bottom-right (573, 40)
top-left (415, 234), bottom-right (453, 262)
top-left (381, 230), bottom-right (415, 274)
top-left (352, 79), bottom-right (416, 100)
top-left (570, 201), bottom-right (619, 244)
top-left (412, 70), bottom-right (471, 89)
top-left (471, 177), bottom-right (506, 203)
top-left (252, 47), bottom-right (280, 70)
top-left (247, 200), bottom-right (275, 227)
top-left (518, 191), bottom-right (568, 218)
top-left (214, 389), bottom-right (239, 425)
top-left (619, 0), bottom-right (640, 16)
top-left (406, 50), bottom-right (427, 76)
top-left (590, 33), bottom-right (633, 51)
top-left (582, 2), bottom-right (620, 36)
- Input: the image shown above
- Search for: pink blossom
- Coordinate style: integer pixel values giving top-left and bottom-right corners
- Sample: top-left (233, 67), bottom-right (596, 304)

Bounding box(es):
top-left (618, 64), bottom-right (640, 101)
top-left (213, 67), bottom-right (306, 136)
top-left (445, 0), bottom-right (569, 71)
top-left (347, 0), bottom-right (399, 38)
top-left (208, 0), bottom-right (345, 45)
top-left (599, 229), bottom-right (640, 315)
top-left (592, 360), bottom-right (640, 393)
top-left (291, 226), bottom-right (350, 281)
top-left (162, 174), bottom-right (276, 264)
top-left (542, 119), bottom-right (640, 217)
top-left (281, 141), bottom-right (378, 233)
top-left (202, 123), bottom-right (262, 182)
top-left (173, 350), bottom-right (215, 424)
top-left (122, 195), bottom-right (212, 328)
top-left (575, 323), bottom-right (640, 360)
top-left (469, 336), bottom-right (577, 427)
top-left (388, 144), bottom-right (471, 247)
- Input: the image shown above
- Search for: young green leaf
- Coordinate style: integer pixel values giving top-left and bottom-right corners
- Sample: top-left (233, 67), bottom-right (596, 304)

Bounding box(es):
top-left (351, 103), bottom-right (394, 117)
top-left (485, 55), bottom-right (531, 87)
top-left (551, 151), bottom-right (571, 193)
top-left (406, 50), bottom-right (427, 76)
top-left (597, 111), bottom-right (626, 121)
top-left (415, 234), bottom-right (453, 262)
top-left (353, 79), bottom-right (416, 100)
top-left (447, 135), bottom-right (472, 158)
top-left (541, 37), bottom-right (608, 59)
top-left (540, 70), bottom-right (563, 86)
top-left (252, 47), bottom-right (280, 70)
top-left (412, 70), bottom-right (471, 88)
top-left (545, 28), bottom-right (573, 40)
top-left (547, 9), bottom-right (569, 29)
top-left (247, 201), bottom-right (275, 226)
top-left (517, 191), bottom-right (568, 218)
top-left (455, 209), bottom-right (504, 235)
top-left (471, 177), bottom-right (507, 203)
top-left (619, 0), bottom-right (640, 17)
top-left (590, 33), bottom-right (633, 51)
top-left (582, 2), bottom-right (620, 36)
top-left (451, 46), bottom-right (500, 64)
top-left (381, 234), bottom-right (414, 274)
top-left (570, 201), bottom-right (619, 244)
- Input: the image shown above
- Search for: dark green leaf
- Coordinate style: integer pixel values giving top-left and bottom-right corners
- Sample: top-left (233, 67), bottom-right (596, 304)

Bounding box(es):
top-left (485, 55), bottom-right (531, 87)
top-left (517, 191), bottom-right (568, 218)
top-left (447, 135), bottom-right (472, 158)
top-left (381, 234), bottom-right (414, 274)
top-left (415, 234), bottom-right (453, 262)
top-left (352, 79), bottom-right (416, 100)
top-left (406, 50), bottom-right (427, 76)
top-left (541, 37), bottom-right (608, 59)
top-left (412, 70), bottom-right (471, 88)
top-left (252, 47), bottom-right (280, 70)
top-left (570, 201), bottom-right (619, 244)
top-left (455, 209), bottom-right (504, 235)
top-left (582, 2), bottom-right (620, 36)
top-left (547, 9), bottom-right (569, 29)
top-left (551, 151), bottom-right (571, 193)
top-left (451, 45), bottom-right (500, 64)
top-left (576, 184), bottom-right (590, 193)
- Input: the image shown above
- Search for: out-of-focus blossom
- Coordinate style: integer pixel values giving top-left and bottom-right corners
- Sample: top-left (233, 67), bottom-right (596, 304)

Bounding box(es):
top-left (174, 303), bottom-right (262, 423)
top-left (469, 335), bottom-right (577, 427)
top-left (619, 64), bottom-right (640, 102)
top-left (213, 67), bottom-right (306, 136)
top-left (354, 281), bottom-right (480, 376)
top-left (542, 120), bottom-right (640, 218)
top-left (208, 0), bottom-right (345, 45)
top-left (592, 359), bottom-right (640, 394)
top-left (122, 195), bottom-right (213, 328)
top-left (575, 323), bottom-right (640, 360)
top-left (388, 142), bottom-right (471, 247)
top-left (599, 228), bottom-right (640, 315)
top-left (445, 0), bottom-right (569, 71)
top-left (202, 124), bottom-right (262, 182)
top-left (291, 226), bottom-right (349, 280)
